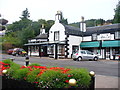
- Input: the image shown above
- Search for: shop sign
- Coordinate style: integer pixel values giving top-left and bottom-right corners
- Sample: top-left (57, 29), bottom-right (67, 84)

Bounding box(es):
top-left (100, 33), bottom-right (111, 40)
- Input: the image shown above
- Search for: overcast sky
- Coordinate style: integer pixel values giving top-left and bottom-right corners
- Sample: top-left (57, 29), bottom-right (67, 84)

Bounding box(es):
top-left (0, 0), bottom-right (119, 24)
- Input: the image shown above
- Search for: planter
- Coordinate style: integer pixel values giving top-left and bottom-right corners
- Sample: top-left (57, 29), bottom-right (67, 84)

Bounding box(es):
top-left (1, 60), bottom-right (95, 89)
top-left (2, 76), bottom-right (95, 89)
top-left (2, 76), bottom-right (39, 89)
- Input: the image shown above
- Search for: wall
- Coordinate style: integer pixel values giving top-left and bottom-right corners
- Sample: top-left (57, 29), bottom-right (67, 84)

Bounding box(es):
top-left (68, 35), bottom-right (82, 58)
top-left (83, 36), bottom-right (91, 41)
top-left (49, 22), bottom-right (66, 42)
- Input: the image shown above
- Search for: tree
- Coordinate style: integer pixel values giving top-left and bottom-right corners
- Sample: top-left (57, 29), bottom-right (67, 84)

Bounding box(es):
top-left (60, 18), bottom-right (68, 25)
top-left (2, 32), bottom-right (21, 50)
top-left (113, 1), bottom-right (120, 23)
top-left (7, 19), bottom-right (32, 32)
top-left (20, 8), bottom-right (30, 19)
top-left (95, 19), bottom-right (105, 26)
top-left (17, 26), bottom-right (35, 46)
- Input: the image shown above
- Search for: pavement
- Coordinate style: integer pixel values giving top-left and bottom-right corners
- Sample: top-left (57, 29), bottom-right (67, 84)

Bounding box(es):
top-left (95, 75), bottom-right (119, 89)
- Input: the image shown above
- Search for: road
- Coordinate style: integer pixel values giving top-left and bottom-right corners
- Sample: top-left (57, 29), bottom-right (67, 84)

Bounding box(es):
top-left (1, 54), bottom-right (119, 77)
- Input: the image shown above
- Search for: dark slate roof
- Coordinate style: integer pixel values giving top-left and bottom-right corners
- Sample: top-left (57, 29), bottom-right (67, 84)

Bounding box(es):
top-left (63, 23), bottom-right (120, 36)
top-left (63, 24), bottom-right (83, 36)
top-left (35, 33), bottom-right (48, 39)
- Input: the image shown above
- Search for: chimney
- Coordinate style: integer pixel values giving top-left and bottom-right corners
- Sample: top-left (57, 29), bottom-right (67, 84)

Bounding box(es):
top-left (80, 16), bottom-right (86, 32)
top-left (40, 24), bottom-right (45, 34)
top-left (55, 10), bottom-right (62, 23)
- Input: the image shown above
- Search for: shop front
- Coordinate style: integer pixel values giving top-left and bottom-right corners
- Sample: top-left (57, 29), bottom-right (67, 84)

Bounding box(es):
top-left (80, 40), bottom-right (120, 60)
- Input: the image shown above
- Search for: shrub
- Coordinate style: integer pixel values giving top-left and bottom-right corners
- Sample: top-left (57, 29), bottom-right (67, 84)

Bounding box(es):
top-left (2, 59), bottom-right (13, 65)
top-left (7, 63), bottom-right (21, 76)
top-left (1, 60), bottom-right (91, 88)
top-left (26, 69), bottom-right (40, 83)
top-left (37, 70), bottom-right (67, 88)
top-left (12, 68), bottom-right (29, 80)
top-left (67, 68), bottom-right (91, 88)
top-left (28, 63), bottom-right (41, 66)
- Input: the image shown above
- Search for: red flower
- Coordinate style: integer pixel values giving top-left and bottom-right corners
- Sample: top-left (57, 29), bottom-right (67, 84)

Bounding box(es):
top-left (24, 77), bottom-right (26, 80)
top-left (67, 75), bottom-right (72, 77)
top-left (33, 66), bottom-right (47, 69)
top-left (34, 81), bottom-right (39, 84)
top-left (65, 80), bottom-right (69, 83)
top-left (20, 66), bottom-right (26, 69)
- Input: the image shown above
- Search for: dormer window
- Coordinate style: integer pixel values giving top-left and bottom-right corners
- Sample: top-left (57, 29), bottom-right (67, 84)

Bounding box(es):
top-left (92, 34), bottom-right (97, 41)
top-left (54, 31), bottom-right (59, 41)
top-left (115, 31), bottom-right (120, 39)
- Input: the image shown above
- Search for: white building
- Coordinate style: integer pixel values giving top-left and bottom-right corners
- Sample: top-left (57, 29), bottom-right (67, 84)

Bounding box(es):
top-left (25, 11), bottom-right (120, 60)
top-left (25, 11), bottom-right (83, 59)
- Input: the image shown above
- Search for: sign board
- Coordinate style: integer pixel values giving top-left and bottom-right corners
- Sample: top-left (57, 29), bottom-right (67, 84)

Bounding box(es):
top-left (100, 33), bottom-right (111, 40)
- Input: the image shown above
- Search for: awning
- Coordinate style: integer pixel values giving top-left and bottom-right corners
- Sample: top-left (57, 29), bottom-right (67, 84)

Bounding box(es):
top-left (80, 41), bottom-right (100, 48)
top-left (102, 40), bottom-right (120, 47)
top-left (24, 41), bottom-right (66, 46)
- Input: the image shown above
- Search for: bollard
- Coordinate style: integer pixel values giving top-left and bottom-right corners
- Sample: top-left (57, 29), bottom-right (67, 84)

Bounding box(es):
top-left (10, 58), bottom-right (15, 62)
top-left (89, 71), bottom-right (95, 90)
top-left (25, 56), bottom-right (29, 66)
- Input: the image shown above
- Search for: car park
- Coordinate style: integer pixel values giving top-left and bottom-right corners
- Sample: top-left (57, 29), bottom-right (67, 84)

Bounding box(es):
top-left (72, 50), bottom-right (98, 61)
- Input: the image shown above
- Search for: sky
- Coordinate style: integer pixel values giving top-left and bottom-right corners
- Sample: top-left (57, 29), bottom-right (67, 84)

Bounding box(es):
top-left (0, 0), bottom-right (119, 24)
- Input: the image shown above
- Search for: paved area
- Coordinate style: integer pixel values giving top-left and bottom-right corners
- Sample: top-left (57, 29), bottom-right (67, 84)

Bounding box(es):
top-left (95, 75), bottom-right (119, 89)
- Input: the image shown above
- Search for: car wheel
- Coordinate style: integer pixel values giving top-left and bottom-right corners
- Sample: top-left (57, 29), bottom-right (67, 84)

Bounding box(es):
top-left (94, 57), bottom-right (98, 61)
top-left (16, 54), bottom-right (19, 56)
top-left (73, 59), bottom-right (76, 61)
top-left (77, 57), bottom-right (82, 61)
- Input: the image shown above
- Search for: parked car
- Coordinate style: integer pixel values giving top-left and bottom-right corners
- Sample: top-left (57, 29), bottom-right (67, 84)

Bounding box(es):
top-left (12, 48), bottom-right (27, 57)
top-left (7, 49), bottom-right (14, 55)
top-left (72, 50), bottom-right (98, 61)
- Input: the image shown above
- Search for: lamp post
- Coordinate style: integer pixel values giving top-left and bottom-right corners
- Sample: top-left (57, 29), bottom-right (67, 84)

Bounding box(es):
top-left (89, 71), bottom-right (95, 90)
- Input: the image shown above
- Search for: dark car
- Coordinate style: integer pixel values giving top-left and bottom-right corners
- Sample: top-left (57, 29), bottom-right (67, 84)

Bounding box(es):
top-left (7, 49), bottom-right (14, 55)
top-left (12, 48), bottom-right (27, 57)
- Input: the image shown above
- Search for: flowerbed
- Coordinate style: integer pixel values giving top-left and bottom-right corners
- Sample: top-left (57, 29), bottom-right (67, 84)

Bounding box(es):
top-left (1, 59), bottom-right (94, 89)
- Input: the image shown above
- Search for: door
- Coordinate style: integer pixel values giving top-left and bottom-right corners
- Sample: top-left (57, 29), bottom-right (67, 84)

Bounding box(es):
top-left (80, 50), bottom-right (87, 59)
top-left (105, 48), bottom-right (110, 59)
top-left (86, 50), bottom-right (94, 59)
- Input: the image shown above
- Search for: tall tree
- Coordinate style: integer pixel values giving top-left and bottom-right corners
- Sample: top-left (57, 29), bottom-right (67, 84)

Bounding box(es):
top-left (113, 1), bottom-right (120, 23)
top-left (20, 8), bottom-right (30, 19)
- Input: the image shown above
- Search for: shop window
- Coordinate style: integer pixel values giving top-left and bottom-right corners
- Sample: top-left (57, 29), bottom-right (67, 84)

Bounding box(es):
top-left (54, 31), bottom-right (59, 41)
top-left (59, 45), bottom-right (65, 55)
top-left (47, 45), bottom-right (54, 54)
top-left (72, 46), bottom-right (79, 53)
top-left (115, 31), bottom-right (120, 39)
top-left (92, 34), bottom-right (97, 41)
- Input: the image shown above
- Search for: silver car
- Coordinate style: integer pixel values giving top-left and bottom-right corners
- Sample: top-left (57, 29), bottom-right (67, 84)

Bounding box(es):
top-left (72, 50), bottom-right (98, 61)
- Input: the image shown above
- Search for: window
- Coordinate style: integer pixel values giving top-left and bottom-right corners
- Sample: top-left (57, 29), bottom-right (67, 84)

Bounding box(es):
top-left (59, 45), bottom-right (65, 54)
top-left (86, 51), bottom-right (93, 55)
top-left (54, 31), bottom-right (59, 41)
top-left (115, 31), bottom-right (120, 39)
top-left (81, 51), bottom-right (86, 54)
top-left (92, 34), bottom-right (97, 41)
top-left (72, 46), bottom-right (79, 53)
top-left (47, 45), bottom-right (54, 54)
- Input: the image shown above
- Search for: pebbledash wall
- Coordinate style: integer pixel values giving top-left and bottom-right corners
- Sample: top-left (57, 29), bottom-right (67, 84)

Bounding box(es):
top-left (25, 11), bottom-right (120, 60)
